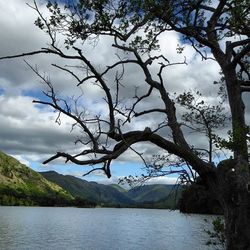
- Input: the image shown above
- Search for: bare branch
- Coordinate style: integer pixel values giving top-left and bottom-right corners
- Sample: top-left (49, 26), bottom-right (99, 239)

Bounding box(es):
top-left (72, 46), bottom-right (116, 134)
top-left (0, 49), bottom-right (51, 60)
top-left (52, 64), bottom-right (81, 83)
top-left (134, 108), bottom-right (166, 117)
top-left (25, 61), bottom-right (99, 149)
top-left (82, 167), bottom-right (104, 177)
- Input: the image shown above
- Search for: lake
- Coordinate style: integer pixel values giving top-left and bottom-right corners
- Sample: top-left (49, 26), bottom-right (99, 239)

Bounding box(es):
top-left (0, 207), bottom-right (222, 250)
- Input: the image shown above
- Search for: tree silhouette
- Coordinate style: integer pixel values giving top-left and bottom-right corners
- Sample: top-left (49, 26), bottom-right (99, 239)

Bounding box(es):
top-left (1, 1), bottom-right (249, 249)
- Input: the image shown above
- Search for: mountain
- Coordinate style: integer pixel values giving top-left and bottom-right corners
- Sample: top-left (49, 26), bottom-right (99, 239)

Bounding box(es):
top-left (109, 184), bottom-right (127, 193)
top-left (40, 171), bottom-right (135, 206)
top-left (0, 151), bottom-right (181, 208)
top-left (126, 184), bottom-right (182, 209)
top-left (127, 184), bottom-right (176, 202)
top-left (40, 171), bottom-right (181, 208)
top-left (0, 151), bottom-right (74, 206)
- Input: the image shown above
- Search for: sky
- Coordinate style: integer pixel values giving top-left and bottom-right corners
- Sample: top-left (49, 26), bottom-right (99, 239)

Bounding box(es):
top-left (0, 0), bottom-right (247, 185)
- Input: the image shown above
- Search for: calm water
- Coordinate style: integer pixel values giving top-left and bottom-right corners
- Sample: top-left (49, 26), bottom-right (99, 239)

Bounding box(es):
top-left (0, 207), bottom-right (221, 250)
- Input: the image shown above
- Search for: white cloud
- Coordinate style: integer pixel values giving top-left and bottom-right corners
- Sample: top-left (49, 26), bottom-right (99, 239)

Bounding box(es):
top-left (145, 176), bottom-right (178, 185)
top-left (0, 95), bottom-right (79, 157)
top-left (11, 154), bottom-right (31, 167)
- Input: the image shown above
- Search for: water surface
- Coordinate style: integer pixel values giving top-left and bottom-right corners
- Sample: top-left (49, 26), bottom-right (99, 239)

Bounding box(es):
top-left (0, 207), bottom-right (220, 250)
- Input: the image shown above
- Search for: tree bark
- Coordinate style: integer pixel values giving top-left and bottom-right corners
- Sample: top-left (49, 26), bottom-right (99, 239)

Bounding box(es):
top-left (222, 67), bottom-right (248, 161)
top-left (215, 160), bottom-right (250, 250)
top-left (224, 196), bottom-right (250, 250)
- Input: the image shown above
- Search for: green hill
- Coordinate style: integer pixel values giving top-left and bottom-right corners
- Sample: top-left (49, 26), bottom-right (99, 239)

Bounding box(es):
top-left (109, 184), bottom-right (127, 193)
top-left (127, 184), bottom-right (182, 209)
top-left (40, 171), bottom-right (181, 208)
top-left (0, 151), bottom-right (181, 208)
top-left (40, 171), bottom-right (135, 206)
top-left (127, 184), bottom-right (175, 202)
top-left (0, 151), bottom-right (74, 206)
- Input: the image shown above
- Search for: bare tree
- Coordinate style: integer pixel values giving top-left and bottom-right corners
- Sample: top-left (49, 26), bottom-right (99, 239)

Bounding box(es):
top-left (1, 1), bottom-right (250, 249)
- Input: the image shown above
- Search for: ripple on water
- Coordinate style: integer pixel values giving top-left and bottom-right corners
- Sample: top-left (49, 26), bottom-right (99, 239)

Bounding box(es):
top-left (0, 207), bottom-right (222, 250)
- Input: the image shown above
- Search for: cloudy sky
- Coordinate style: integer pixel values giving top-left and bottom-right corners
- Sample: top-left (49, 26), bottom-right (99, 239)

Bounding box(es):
top-left (0, 0), bottom-right (245, 185)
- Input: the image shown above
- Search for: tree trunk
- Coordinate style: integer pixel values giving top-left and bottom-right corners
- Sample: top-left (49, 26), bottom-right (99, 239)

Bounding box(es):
top-left (215, 160), bottom-right (250, 250)
top-left (224, 193), bottom-right (250, 250)
top-left (211, 49), bottom-right (248, 161)
top-left (222, 66), bottom-right (248, 161)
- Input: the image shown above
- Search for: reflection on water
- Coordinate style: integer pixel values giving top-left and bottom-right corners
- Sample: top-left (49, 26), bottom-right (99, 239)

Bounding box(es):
top-left (0, 207), bottom-right (221, 250)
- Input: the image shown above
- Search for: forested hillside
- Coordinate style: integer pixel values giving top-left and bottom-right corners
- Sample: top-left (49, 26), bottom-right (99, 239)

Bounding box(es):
top-left (0, 151), bottom-right (73, 206)
top-left (40, 171), bottom-right (181, 208)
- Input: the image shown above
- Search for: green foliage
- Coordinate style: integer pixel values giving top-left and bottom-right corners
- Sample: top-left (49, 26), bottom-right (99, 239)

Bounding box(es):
top-left (213, 125), bottom-right (250, 153)
top-left (176, 90), bottom-right (230, 161)
top-left (33, 0), bottom-right (163, 52)
top-left (0, 151), bottom-right (75, 206)
top-left (1, 164), bottom-right (13, 178)
top-left (0, 183), bottom-right (73, 207)
top-left (205, 217), bottom-right (226, 249)
top-left (177, 91), bottom-right (228, 132)
top-left (227, 0), bottom-right (250, 36)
